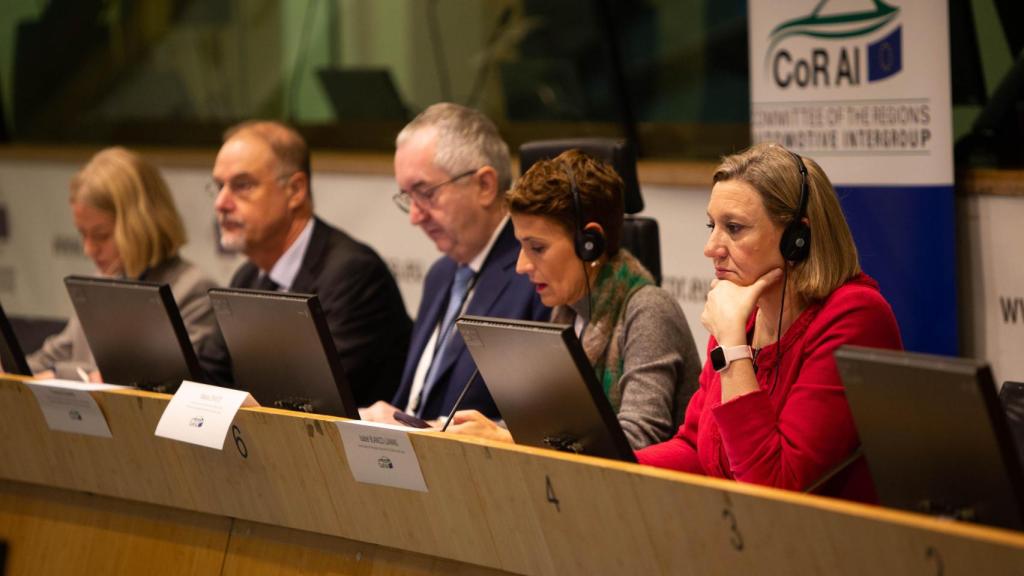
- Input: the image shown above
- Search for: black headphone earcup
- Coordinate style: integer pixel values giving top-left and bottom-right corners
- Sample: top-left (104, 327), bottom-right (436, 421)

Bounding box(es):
top-left (779, 222), bottom-right (811, 262)
top-left (576, 228), bottom-right (605, 262)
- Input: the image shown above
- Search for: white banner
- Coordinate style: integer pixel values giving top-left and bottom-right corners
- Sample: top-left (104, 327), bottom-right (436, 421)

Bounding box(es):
top-left (964, 195), bottom-right (1024, 384)
top-left (749, 0), bottom-right (953, 186)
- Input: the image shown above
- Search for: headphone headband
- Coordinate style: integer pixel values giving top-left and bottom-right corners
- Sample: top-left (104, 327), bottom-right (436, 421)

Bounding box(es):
top-left (792, 152), bottom-right (810, 222)
top-left (779, 150), bottom-right (811, 263)
top-left (564, 158), bottom-right (605, 262)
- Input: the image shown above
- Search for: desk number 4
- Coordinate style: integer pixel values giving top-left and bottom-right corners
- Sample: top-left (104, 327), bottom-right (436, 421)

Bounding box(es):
top-left (545, 475), bottom-right (560, 512)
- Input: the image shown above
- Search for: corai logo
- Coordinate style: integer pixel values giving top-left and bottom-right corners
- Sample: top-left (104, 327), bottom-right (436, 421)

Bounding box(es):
top-left (767, 0), bottom-right (903, 89)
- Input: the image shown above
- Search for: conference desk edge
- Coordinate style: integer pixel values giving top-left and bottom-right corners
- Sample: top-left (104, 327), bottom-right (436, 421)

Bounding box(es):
top-left (1, 376), bottom-right (1023, 576)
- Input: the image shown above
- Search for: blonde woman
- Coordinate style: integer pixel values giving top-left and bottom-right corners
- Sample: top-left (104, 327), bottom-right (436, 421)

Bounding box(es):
top-left (29, 147), bottom-right (228, 384)
top-left (637, 143), bottom-right (903, 502)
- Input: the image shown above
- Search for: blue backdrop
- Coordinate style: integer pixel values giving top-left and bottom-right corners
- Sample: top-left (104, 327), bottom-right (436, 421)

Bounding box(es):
top-left (837, 185), bottom-right (958, 355)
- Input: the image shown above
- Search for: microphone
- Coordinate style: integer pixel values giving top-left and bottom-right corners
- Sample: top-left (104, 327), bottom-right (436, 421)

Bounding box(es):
top-left (804, 447), bottom-right (864, 493)
top-left (441, 367), bottom-right (481, 432)
top-left (391, 367), bottom-right (480, 430)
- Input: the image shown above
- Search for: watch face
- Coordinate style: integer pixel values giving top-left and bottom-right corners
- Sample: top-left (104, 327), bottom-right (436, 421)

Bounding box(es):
top-left (710, 346), bottom-right (726, 371)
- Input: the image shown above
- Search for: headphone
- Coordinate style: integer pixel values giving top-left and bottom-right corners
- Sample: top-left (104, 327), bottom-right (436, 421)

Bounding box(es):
top-left (565, 160), bottom-right (606, 262)
top-left (778, 151), bottom-right (811, 263)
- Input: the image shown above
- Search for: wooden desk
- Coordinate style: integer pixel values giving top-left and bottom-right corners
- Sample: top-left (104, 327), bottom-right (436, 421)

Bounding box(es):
top-left (1, 377), bottom-right (1022, 575)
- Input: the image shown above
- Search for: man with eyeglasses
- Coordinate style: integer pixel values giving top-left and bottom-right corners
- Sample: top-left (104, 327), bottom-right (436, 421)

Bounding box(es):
top-left (211, 120), bottom-right (411, 405)
top-left (360, 103), bottom-right (548, 425)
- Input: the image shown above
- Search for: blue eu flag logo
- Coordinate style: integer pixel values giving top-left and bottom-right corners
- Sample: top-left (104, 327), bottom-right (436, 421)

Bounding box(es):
top-left (868, 26), bottom-right (902, 82)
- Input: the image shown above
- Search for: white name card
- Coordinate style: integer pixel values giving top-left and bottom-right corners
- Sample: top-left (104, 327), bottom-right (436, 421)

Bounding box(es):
top-left (25, 379), bottom-right (130, 438)
top-left (336, 420), bottom-right (428, 492)
top-left (154, 381), bottom-right (258, 449)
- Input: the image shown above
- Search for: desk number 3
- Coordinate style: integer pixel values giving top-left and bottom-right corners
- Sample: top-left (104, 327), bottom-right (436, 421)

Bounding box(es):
top-left (926, 546), bottom-right (944, 576)
top-left (721, 507), bottom-right (744, 551)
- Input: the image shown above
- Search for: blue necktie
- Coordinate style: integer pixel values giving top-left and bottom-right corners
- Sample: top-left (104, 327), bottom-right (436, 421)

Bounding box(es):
top-left (417, 265), bottom-right (474, 415)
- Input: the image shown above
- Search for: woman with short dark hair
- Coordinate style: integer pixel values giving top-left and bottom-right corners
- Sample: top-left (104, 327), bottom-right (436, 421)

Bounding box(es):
top-left (448, 149), bottom-right (701, 449)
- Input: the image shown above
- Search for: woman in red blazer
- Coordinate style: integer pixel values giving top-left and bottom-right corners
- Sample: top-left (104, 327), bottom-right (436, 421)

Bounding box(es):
top-left (636, 143), bottom-right (903, 503)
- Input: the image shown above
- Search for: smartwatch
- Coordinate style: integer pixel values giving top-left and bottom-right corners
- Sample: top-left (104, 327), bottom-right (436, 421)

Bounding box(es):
top-left (710, 345), bottom-right (753, 373)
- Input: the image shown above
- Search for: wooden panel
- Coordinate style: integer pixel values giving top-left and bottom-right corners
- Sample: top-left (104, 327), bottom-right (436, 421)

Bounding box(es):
top-left (959, 167), bottom-right (1024, 197)
top-left (157, 407), bottom-right (348, 535)
top-left (0, 479), bottom-right (229, 576)
top-left (460, 441), bottom-right (557, 576)
top-left (0, 380), bottom-right (60, 486)
top-left (516, 453), bottom-right (662, 575)
top-left (309, 422), bottom-right (502, 567)
top-left (630, 464), bottom-right (1024, 575)
top-left (223, 519), bottom-right (515, 576)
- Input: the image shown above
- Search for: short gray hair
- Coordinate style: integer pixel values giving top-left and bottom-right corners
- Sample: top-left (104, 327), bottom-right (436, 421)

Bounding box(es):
top-left (396, 103), bottom-right (512, 192)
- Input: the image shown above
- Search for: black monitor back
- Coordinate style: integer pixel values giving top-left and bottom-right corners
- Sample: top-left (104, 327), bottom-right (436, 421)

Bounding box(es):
top-left (209, 288), bottom-right (358, 419)
top-left (456, 315), bottom-right (635, 462)
top-left (0, 300), bottom-right (31, 376)
top-left (836, 345), bottom-right (1024, 531)
top-left (64, 276), bottom-right (203, 391)
top-left (316, 68), bottom-right (408, 122)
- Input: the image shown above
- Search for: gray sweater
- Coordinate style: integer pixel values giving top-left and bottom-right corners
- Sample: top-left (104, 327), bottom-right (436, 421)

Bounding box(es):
top-left (565, 285), bottom-right (701, 449)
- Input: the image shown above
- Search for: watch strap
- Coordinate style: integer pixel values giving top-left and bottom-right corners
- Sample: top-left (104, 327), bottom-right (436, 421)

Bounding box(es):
top-left (714, 344), bottom-right (753, 372)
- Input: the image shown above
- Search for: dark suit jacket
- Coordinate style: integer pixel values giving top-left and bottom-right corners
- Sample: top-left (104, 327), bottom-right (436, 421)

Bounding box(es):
top-left (393, 220), bottom-right (549, 419)
top-left (231, 218), bottom-right (412, 406)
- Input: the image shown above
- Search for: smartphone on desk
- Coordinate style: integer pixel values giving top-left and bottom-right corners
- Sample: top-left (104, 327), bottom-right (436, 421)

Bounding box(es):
top-left (393, 410), bottom-right (433, 429)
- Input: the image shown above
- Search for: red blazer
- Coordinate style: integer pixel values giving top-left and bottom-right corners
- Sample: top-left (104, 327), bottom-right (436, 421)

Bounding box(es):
top-left (636, 273), bottom-right (903, 502)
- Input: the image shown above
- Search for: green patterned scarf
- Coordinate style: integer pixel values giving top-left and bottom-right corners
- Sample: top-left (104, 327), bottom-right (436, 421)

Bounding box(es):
top-left (550, 249), bottom-right (654, 411)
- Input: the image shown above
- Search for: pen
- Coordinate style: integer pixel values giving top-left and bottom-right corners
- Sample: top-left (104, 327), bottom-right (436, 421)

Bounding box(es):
top-left (75, 367), bottom-right (90, 384)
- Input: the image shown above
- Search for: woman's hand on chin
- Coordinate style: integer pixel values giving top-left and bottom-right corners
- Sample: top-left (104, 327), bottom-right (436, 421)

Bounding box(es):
top-left (702, 268), bottom-right (783, 345)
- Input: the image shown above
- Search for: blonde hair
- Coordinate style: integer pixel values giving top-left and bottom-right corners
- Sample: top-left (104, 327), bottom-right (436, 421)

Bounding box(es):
top-left (713, 143), bottom-right (860, 301)
top-left (70, 147), bottom-right (186, 278)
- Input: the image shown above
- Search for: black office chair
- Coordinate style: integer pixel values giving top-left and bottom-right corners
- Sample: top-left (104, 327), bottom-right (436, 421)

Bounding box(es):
top-left (518, 138), bottom-right (662, 285)
top-left (1000, 381), bottom-right (1024, 466)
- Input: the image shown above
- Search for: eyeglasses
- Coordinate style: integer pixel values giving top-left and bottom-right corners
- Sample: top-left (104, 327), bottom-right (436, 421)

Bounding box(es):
top-left (207, 173), bottom-right (293, 200)
top-left (392, 169), bottom-right (478, 213)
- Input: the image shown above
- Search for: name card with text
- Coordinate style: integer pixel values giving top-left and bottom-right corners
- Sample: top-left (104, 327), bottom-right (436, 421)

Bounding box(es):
top-left (336, 420), bottom-right (428, 492)
top-left (154, 381), bottom-right (258, 449)
top-left (25, 379), bottom-right (130, 438)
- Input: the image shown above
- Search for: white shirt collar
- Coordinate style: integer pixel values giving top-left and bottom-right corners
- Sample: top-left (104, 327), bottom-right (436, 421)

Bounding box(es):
top-left (466, 214), bottom-right (509, 274)
top-left (267, 218), bottom-right (315, 291)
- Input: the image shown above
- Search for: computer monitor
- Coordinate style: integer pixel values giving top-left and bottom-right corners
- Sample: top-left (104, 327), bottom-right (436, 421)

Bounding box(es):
top-left (208, 288), bottom-right (358, 419)
top-left (64, 276), bottom-right (204, 391)
top-left (455, 315), bottom-right (635, 463)
top-left (836, 345), bottom-right (1024, 531)
top-left (316, 68), bottom-right (408, 122)
top-left (0, 300), bottom-right (31, 376)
